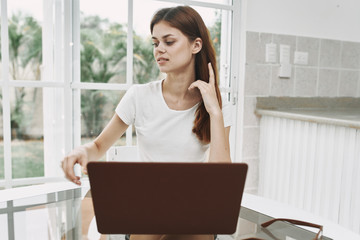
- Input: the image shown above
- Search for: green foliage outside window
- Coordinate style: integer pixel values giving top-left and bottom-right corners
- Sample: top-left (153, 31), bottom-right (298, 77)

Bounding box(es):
top-left (1, 10), bottom-right (222, 139)
top-left (7, 12), bottom-right (42, 139)
top-left (0, 8), bottom-right (222, 180)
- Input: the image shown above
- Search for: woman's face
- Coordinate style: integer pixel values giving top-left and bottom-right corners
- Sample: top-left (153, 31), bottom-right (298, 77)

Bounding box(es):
top-left (152, 21), bottom-right (197, 74)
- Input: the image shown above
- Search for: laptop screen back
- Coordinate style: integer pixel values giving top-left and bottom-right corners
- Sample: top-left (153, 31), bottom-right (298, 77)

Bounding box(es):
top-left (87, 162), bottom-right (248, 235)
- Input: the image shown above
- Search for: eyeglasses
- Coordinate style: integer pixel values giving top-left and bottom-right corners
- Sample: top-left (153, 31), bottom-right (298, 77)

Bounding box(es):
top-left (242, 218), bottom-right (323, 240)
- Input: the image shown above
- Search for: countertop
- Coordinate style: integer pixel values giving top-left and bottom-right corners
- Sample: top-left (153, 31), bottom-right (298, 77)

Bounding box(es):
top-left (256, 108), bottom-right (360, 129)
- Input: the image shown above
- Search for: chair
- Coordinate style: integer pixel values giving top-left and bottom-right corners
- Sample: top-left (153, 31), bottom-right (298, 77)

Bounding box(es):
top-left (106, 146), bottom-right (139, 162)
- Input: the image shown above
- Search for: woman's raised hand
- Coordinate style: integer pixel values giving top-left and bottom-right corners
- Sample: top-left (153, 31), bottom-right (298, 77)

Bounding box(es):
top-left (61, 147), bottom-right (88, 185)
top-left (188, 63), bottom-right (221, 116)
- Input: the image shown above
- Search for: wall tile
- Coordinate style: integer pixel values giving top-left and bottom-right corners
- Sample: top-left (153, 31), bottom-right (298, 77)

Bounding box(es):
top-left (242, 127), bottom-right (260, 158)
top-left (320, 39), bottom-right (341, 68)
top-left (341, 41), bottom-right (360, 69)
top-left (246, 32), bottom-right (273, 64)
top-left (273, 34), bottom-right (297, 64)
top-left (318, 69), bottom-right (339, 97)
top-left (297, 36), bottom-right (320, 67)
top-left (271, 65), bottom-right (295, 96)
top-left (242, 157), bottom-right (259, 192)
top-left (243, 97), bottom-right (260, 126)
top-left (244, 64), bottom-right (271, 96)
top-left (339, 70), bottom-right (359, 97)
top-left (243, 31), bottom-right (360, 195)
top-left (295, 67), bottom-right (318, 96)
top-left (358, 75), bottom-right (360, 97)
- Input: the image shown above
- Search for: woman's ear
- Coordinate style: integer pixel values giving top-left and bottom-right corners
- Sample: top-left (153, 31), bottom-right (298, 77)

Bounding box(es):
top-left (192, 38), bottom-right (203, 54)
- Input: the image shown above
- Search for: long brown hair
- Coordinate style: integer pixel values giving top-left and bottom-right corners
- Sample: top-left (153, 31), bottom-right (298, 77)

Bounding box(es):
top-left (150, 6), bottom-right (222, 143)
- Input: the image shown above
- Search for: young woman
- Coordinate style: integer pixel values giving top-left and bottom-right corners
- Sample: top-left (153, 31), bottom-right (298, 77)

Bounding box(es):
top-left (62, 6), bottom-right (232, 240)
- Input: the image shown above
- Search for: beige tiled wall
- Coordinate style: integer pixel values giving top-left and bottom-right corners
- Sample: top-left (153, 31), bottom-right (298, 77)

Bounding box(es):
top-left (242, 31), bottom-right (360, 193)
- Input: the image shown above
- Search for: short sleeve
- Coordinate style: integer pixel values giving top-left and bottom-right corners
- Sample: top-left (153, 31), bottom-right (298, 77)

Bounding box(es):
top-left (222, 100), bottom-right (233, 127)
top-left (115, 85), bottom-right (137, 125)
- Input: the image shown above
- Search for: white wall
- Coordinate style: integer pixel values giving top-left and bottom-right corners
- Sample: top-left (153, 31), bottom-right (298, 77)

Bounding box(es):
top-left (246, 0), bottom-right (360, 42)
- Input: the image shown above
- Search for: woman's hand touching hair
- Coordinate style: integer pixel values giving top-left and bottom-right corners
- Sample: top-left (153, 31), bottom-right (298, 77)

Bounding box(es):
top-left (188, 63), bottom-right (221, 117)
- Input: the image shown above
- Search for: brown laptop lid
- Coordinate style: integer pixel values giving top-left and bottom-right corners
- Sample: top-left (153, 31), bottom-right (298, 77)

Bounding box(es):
top-left (87, 162), bottom-right (248, 235)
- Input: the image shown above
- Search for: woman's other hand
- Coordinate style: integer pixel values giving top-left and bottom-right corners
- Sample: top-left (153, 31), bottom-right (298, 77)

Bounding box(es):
top-left (188, 63), bottom-right (221, 116)
top-left (60, 114), bottom-right (130, 185)
top-left (61, 147), bottom-right (88, 185)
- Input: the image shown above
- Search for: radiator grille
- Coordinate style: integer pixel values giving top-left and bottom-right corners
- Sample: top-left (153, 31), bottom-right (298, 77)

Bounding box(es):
top-left (258, 115), bottom-right (360, 233)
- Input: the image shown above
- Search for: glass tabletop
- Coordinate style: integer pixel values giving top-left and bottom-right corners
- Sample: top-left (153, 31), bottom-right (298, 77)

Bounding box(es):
top-left (0, 186), bottom-right (332, 240)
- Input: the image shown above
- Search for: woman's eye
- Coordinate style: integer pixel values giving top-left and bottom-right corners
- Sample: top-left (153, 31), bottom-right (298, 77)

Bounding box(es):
top-left (152, 42), bottom-right (159, 47)
top-left (166, 41), bottom-right (174, 46)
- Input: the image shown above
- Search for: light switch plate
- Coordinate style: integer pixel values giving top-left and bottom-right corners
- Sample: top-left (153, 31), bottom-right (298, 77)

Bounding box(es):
top-left (265, 43), bottom-right (277, 63)
top-left (280, 44), bottom-right (290, 63)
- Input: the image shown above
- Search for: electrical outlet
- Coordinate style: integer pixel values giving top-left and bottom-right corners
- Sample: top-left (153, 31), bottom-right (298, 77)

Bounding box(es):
top-left (294, 51), bottom-right (308, 65)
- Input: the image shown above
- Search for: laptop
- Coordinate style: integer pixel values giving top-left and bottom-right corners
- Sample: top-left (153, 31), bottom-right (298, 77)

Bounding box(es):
top-left (87, 161), bottom-right (248, 235)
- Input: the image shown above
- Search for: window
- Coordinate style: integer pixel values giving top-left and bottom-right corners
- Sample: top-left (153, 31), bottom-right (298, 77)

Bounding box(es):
top-left (0, 0), bottom-right (241, 188)
top-left (0, 93), bottom-right (3, 181)
top-left (1, 0), bottom-right (66, 188)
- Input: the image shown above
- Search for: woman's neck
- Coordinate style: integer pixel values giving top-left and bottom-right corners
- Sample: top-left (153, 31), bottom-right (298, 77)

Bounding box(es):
top-left (163, 74), bottom-right (194, 99)
top-left (162, 71), bottom-right (201, 110)
top-left (163, 61), bottom-right (197, 96)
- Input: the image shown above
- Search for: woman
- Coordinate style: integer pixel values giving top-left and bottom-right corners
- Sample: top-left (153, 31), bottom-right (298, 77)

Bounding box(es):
top-left (62, 5), bottom-right (232, 240)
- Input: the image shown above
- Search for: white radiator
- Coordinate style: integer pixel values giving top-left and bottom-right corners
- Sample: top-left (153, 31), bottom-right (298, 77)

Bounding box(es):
top-left (258, 115), bottom-right (360, 234)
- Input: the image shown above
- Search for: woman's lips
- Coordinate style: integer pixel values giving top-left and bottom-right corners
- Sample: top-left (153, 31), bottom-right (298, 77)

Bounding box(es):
top-left (157, 57), bottom-right (168, 61)
top-left (157, 58), bottom-right (169, 64)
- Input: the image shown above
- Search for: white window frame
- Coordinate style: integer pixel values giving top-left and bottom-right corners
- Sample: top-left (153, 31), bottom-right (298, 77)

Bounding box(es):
top-left (0, 0), bottom-right (242, 189)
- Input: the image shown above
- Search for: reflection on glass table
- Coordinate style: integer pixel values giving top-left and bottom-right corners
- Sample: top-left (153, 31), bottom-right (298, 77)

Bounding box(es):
top-left (0, 186), bottom-right (332, 240)
top-left (0, 188), bottom-right (83, 240)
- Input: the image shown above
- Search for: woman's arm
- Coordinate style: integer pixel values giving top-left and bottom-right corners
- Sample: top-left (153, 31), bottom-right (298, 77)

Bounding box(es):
top-left (208, 114), bottom-right (231, 163)
top-left (188, 63), bottom-right (231, 163)
top-left (61, 114), bottom-right (129, 185)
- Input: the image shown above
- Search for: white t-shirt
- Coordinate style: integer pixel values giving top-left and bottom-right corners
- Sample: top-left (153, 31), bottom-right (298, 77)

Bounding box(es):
top-left (115, 80), bottom-right (232, 163)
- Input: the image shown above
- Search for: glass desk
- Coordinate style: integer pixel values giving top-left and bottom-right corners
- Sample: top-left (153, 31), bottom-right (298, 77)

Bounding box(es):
top-left (0, 186), bottom-right (332, 240)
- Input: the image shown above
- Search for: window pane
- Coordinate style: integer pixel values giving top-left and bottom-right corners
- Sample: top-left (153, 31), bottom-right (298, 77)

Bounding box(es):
top-left (11, 87), bottom-right (44, 178)
top-left (0, 6), bottom-right (2, 82)
top-left (80, 0), bottom-right (128, 83)
top-left (8, 0), bottom-right (43, 81)
top-left (0, 88), bottom-right (3, 179)
top-left (134, 2), bottom-right (231, 89)
top-left (81, 90), bottom-right (134, 161)
top-left (194, 6), bottom-right (231, 87)
top-left (193, 0), bottom-right (232, 5)
top-left (133, 0), bottom-right (174, 84)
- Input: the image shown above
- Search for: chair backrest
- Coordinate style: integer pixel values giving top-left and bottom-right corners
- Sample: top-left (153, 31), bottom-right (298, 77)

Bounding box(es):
top-left (106, 146), bottom-right (139, 162)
